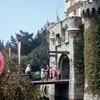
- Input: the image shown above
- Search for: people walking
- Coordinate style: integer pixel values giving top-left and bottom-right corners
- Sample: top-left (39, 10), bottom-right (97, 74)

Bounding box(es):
top-left (25, 64), bottom-right (32, 81)
top-left (41, 67), bottom-right (45, 81)
top-left (57, 70), bottom-right (61, 80)
top-left (53, 66), bottom-right (57, 80)
top-left (49, 67), bottom-right (53, 79)
top-left (46, 65), bottom-right (50, 81)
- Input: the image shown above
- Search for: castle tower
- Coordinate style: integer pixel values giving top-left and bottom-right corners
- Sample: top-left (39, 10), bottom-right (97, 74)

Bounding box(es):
top-left (81, 0), bottom-right (100, 100)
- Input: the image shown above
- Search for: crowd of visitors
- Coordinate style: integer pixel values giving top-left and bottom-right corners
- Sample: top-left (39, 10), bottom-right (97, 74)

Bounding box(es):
top-left (25, 64), bottom-right (61, 81)
top-left (41, 65), bottom-right (60, 81)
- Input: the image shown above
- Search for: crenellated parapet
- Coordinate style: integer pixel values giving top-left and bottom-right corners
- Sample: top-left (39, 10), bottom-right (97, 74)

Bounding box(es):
top-left (81, 0), bottom-right (100, 17)
top-left (47, 16), bottom-right (82, 47)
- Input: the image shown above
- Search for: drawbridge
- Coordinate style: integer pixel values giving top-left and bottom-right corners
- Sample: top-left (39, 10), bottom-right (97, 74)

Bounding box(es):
top-left (31, 79), bottom-right (69, 85)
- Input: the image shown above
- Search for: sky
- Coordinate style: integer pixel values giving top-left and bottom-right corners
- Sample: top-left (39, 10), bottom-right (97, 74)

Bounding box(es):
top-left (0, 0), bottom-right (66, 44)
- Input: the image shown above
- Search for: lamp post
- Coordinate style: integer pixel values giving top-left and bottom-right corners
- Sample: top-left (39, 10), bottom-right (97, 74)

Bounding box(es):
top-left (17, 36), bottom-right (21, 66)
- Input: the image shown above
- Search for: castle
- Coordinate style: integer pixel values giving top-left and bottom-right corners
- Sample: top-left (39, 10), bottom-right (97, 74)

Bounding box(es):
top-left (46, 0), bottom-right (100, 100)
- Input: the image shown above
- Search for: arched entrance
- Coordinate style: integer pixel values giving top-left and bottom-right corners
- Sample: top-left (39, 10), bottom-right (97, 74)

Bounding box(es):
top-left (58, 54), bottom-right (70, 79)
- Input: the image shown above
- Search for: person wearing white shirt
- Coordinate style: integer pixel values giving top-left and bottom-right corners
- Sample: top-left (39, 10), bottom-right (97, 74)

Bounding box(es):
top-left (25, 64), bottom-right (32, 80)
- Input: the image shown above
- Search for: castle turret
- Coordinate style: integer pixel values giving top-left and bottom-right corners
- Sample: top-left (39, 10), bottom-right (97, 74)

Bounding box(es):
top-left (81, 0), bottom-right (100, 100)
top-left (81, 0), bottom-right (100, 28)
top-left (81, 0), bottom-right (100, 16)
top-left (67, 16), bottom-right (82, 33)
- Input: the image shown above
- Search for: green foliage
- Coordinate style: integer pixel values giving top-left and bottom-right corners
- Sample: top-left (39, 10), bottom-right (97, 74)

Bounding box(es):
top-left (10, 30), bottom-right (35, 55)
top-left (21, 27), bottom-right (49, 71)
top-left (84, 17), bottom-right (100, 95)
top-left (0, 51), bottom-right (38, 100)
top-left (74, 35), bottom-right (84, 92)
top-left (8, 26), bottom-right (49, 71)
top-left (74, 36), bottom-right (84, 89)
top-left (0, 40), bottom-right (4, 51)
top-left (32, 72), bottom-right (41, 81)
top-left (22, 44), bottom-right (49, 71)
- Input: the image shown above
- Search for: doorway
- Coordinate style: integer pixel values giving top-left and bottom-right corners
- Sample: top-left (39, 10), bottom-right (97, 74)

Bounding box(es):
top-left (58, 54), bottom-right (70, 79)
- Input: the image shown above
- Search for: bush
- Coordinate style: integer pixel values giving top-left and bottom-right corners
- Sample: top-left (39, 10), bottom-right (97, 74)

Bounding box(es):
top-left (0, 51), bottom-right (38, 100)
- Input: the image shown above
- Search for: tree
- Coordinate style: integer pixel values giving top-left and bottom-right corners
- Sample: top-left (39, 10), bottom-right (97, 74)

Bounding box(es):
top-left (10, 30), bottom-right (35, 55)
top-left (21, 27), bottom-right (49, 71)
top-left (0, 40), bottom-right (4, 51)
top-left (0, 51), bottom-right (38, 100)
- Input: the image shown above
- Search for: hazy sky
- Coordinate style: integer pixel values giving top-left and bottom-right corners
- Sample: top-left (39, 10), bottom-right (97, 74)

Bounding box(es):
top-left (0, 0), bottom-right (65, 44)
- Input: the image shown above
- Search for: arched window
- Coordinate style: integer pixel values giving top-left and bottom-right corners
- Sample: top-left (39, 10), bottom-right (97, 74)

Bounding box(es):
top-left (56, 34), bottom-right (60, 38)
top-left (56, 33), bottom-right (61, 44)
top-left (92, 8), bottom-right (96, 15)
top-left (83, 10), bottom-right (85, 14)
top-left (86, 8), bottom-right (90, 15)
top-left (98, 7), bottom-right (100, 15)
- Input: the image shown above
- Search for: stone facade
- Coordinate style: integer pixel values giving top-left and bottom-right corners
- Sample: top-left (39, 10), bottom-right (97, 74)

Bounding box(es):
top-left (47, 15), bottom-right (83, 100)
top-left (46, 0), bottom-right (100, 100)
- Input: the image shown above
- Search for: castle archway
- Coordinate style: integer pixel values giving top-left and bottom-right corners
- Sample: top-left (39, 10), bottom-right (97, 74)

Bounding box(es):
top-left (58, 54), bottom-right (70, 79)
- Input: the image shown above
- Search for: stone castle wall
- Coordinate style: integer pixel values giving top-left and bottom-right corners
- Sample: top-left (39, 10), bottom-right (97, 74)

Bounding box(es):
top-left (46, 0), bottom-right (100, 100)
top-left (48, 16), bottom-right (83, 100)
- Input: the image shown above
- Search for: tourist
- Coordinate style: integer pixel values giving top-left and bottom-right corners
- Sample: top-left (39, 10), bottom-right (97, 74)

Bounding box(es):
top-left (25, 64), bottom-right (32, 81)
top-left (49, 67), bottom-right (53, 80)
top-left (41, 66), bottom-right (45, 81)
top-left (53, 66), bottom-right (57, 80)
top-left (57, 70), bottom-right (61, 80)
top-left (46, 65), bottom-right (50, 81)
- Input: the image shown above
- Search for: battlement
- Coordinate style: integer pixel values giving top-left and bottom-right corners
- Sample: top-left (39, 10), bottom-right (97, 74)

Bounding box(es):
top-left (81, 0), bottom-right (100, 16)
top-left (48, 16), bottom-right (82, 47)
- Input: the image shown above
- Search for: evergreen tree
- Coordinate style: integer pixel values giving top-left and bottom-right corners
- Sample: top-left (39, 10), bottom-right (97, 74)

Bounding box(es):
top-left (10, 30), bottom-right (35, 55)
top-left (22, 27), bottom-right (49, 71)
top-left (0, 40), bottom-right (4, 51)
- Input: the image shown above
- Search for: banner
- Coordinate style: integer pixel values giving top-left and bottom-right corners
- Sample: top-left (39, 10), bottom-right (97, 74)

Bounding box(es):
top-left (17, 42), bottom-right (21, 66)
top-left (9, 47), bottom-right (11, 58)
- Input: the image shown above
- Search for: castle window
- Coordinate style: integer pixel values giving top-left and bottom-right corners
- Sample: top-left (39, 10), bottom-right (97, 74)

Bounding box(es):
top-left (92, 8), bottom-right (96, 15)
top-left (86, 8), bottom-right (90, 15)
top-left (83, 10), bottom-right (85, 15)
top-left (56, 33), bottom-right (61, 44)
top-left (98, 7), bottom-right (100, 15)
top-left (88, 0), bottom-right (93, 3)
top-left (75, 19), bottom-right (78, 26)
top-left (56, 34), bottom-right (60, 38)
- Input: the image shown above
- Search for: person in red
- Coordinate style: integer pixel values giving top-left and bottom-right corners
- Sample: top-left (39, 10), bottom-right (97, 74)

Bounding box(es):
top-left (53, 66), bottom-right (57, 80)
top-left (49, 67), bottom-right (53, 80)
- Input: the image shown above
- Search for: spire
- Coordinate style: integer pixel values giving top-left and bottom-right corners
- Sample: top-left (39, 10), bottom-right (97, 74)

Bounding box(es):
top-left (56, 10), bottom-right (60, 22)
